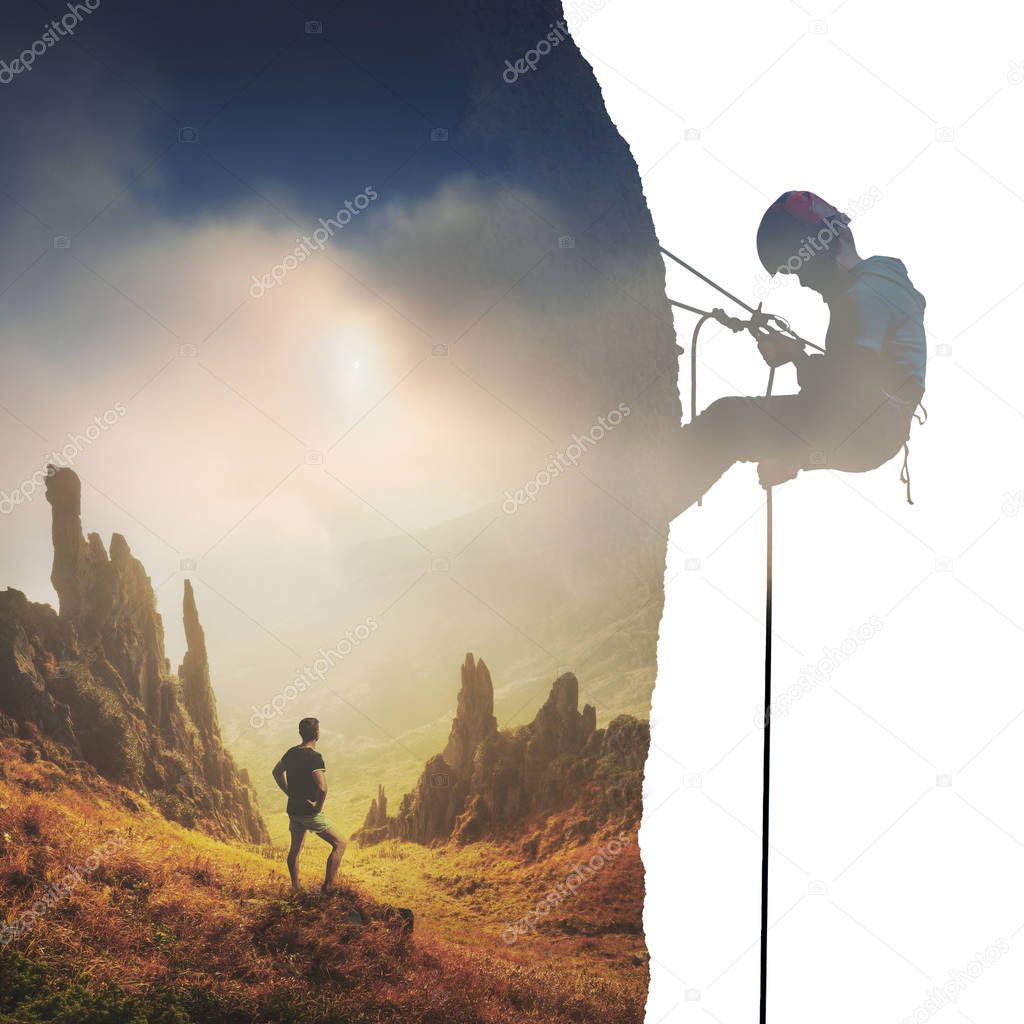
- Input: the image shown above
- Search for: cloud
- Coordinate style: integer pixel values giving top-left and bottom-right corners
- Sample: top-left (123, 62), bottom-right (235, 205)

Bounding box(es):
top-left (1, 140), bottom-right (674, 742)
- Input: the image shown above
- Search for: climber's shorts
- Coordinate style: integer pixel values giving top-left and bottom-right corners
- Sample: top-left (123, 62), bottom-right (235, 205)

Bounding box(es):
top-left (288, 811), bottom-right (332, 834)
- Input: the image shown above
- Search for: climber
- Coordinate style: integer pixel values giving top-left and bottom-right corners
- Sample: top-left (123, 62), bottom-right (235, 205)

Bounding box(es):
top-left (673, 190), bottom-right (926, 511)
top-left (272, 717), bottom-right (347, 895)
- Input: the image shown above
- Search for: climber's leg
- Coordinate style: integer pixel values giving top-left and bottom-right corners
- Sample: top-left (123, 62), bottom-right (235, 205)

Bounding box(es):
top-left (757, 389), bottom-right (916, 481)
top-left (673, 394), bottom-right (815, 515)
top-left (825, 394), bottom-right (916, 474)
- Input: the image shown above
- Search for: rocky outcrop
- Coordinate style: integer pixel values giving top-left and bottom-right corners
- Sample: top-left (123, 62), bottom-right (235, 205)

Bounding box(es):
top-left (0, 467), bottom-right (268, 844)
top-left (442, 653), bottom-right (497, 773)
top-left (179, 580), bottom-right (219, 743)
top-left (0, 590), bottom-right (78, 752)
top-left (355, 653), bottom-right (647, 847)
top-left (371, 784), bottom-right (388, 825)
top-left (47, 466), bottom-right (168, 721)
top-left (391, 753), bottom-right (467, 845)
top-left (359, 784), bottom-right (389, 837)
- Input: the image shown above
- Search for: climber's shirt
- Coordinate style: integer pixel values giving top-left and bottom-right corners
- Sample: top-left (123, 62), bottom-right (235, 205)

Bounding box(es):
top-left (802, 256), bottom-right (927, 404)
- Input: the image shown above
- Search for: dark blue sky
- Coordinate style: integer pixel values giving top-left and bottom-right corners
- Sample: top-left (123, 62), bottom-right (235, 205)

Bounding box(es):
top-left (1, 0), bottom-right (581, 232)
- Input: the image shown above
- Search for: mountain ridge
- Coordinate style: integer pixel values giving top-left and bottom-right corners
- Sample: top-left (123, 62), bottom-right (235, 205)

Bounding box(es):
top-left (0, 467), bottom-right (267, 844)
top-left (355, 652), bottom-right (647, 848)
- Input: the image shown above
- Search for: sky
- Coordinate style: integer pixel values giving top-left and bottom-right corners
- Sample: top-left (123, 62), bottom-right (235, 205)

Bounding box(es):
top-left (1, 1), bottom-right (486, 225)
top-left (0, 0), bottom-right (682, 758)
top-left (7, 0), bottom-right (1023, 1014)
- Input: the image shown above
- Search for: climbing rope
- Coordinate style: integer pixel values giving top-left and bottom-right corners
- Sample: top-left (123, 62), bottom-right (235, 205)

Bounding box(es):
top-left (664, 249), bottom-right (824, 490)
top-left (760, 370), bottom-right (774, 1024)
top-left (900, 444), bottom-right (913, 506)
top-left (661, 242), bottom-right (924, 1022)
top-left (663, 244), bottom-right (783, 1024)
top-left (681, 308), bottom-right (743, 506)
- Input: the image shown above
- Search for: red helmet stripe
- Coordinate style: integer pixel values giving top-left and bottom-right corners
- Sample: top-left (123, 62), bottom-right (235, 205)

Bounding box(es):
top-left (777, 190), bottom-right (842, 225)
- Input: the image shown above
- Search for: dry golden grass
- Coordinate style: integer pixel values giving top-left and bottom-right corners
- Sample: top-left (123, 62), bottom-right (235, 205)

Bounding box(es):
top-left (342, 820), bottom-right (646, 971)
top-left (0, 741), bottom-right (646, 1024)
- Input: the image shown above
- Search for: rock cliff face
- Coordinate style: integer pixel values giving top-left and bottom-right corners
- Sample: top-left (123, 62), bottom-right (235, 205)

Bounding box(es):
top-left (46, 466), bottom-right (168, 723)
top-left (0, 467), bottom-right (268, 844)
top-left (355, 653), bottom-right (647, 846)
top-left (442, 653), bottom-right (497, 773)
top-left (179, 579), bottom-right (220, 744)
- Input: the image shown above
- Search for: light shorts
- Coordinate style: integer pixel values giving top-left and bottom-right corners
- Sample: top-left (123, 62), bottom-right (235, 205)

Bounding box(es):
top-left (288, 811), bottom-right (332, 834)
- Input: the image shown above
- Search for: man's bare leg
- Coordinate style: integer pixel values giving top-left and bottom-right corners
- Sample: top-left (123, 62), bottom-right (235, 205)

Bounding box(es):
top-left (287, 824), bottom-right (306, 892)
top-left (316, 827), bottom-right (347, 893)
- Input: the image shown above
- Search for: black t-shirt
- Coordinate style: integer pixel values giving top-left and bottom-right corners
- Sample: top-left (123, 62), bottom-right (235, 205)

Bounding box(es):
top-left (277, 745), bottom-right (326, 816)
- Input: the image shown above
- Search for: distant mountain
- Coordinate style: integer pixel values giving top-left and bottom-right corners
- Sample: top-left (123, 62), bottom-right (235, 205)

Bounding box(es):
top-left (355, 653), bottom-right (647, 848)
top-left (0, 467), bottom-right (267, 844)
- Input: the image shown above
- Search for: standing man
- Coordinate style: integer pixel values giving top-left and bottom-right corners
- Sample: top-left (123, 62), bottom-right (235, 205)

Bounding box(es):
top-left (272, 717), bottom-right (346, 895)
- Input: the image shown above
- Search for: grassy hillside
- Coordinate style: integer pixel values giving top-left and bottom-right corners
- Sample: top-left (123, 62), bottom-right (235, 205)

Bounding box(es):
top-left (0, 740), bottom-right (645, 1023)
top-left (344, 828), bottom-right (645, 972)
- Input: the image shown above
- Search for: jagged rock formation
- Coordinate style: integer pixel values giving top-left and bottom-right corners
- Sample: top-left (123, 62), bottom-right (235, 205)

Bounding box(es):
top-left (179, 579), bottom-right (219, 744)
top-left (46, 466), bottom-right (168, 723)
top-left (355, 653), bottom-right (648, 846)
top-left (442, 653), bottom-right (497, 773)
top-left (361, 784), bottom-right (388, 831)
top-left (0, 467), bottom-right (268, 844)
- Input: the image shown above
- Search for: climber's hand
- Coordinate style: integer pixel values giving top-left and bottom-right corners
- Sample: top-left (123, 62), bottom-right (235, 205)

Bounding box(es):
top-left (758, 457), bottom-right (800, 489)
top-left (757, 334), bottom-right (804, 369)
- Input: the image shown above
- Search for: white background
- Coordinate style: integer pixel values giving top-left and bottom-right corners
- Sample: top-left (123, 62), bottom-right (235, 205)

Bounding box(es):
top-left (573, 2), bottom-right (1024, 1022)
